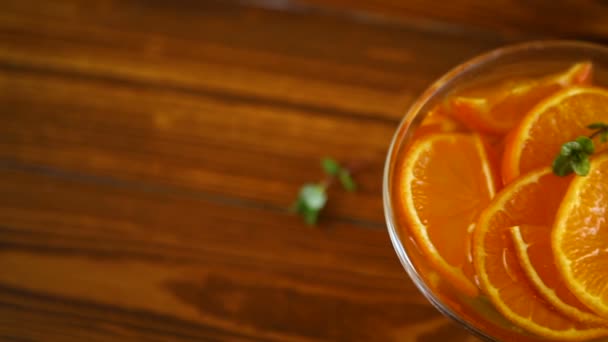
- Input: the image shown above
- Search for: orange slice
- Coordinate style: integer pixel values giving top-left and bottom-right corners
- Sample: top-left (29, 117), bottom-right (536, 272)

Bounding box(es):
top-left (553, 152), bottom-right (608, 319)
top-left (502, 86), bottom-right (608, 185)
top-left (398, 133), bottom-right (497, 296)
top-left (450, 62), bottom-right (592, 135)
top-left (473, 168), bottom-right (608, 339)
top-left (509, 224), bottom-right (608, 326)
top-left (413, 104), bottom-right (466, 140)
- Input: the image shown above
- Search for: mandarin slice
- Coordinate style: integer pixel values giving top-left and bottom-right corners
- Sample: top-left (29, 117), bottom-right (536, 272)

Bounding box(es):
top-left (398, 133), bottom-right (497, 296)
top-left (450, 62), bottom-right (592, 135)
top-left (553, 153), bottom-right (608, 319)
top-left (509, 224), bottom-right (608, 326)
top-left (413, 104), bottom-right (466, 140)
top-left (473, 168), bottom-right (608, 339)
top-left (502, 86), bottom-right (608, 185)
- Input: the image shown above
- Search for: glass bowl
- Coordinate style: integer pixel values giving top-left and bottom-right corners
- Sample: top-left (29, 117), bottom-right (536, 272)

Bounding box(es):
top-left (383, 40), bottom-right (608, 341)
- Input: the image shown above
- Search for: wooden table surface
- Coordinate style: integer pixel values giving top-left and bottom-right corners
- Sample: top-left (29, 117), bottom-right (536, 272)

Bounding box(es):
top-left (1, 1), bottom-right (607, 341)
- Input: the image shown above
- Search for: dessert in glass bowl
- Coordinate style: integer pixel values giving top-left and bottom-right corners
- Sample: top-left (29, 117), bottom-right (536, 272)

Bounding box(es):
top-left (383, 41), bottom-right (608, 341)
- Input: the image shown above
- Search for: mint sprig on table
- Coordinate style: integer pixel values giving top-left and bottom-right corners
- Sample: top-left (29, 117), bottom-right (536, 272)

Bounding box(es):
top-left (322, 158), bottom-right (357, 192)
top-left (292, 158), bottom-right (357, 225)
top-left (553, 122), bottom-right (608, 176)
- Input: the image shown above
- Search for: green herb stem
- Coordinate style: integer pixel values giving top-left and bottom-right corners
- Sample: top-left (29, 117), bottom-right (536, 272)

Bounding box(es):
top-left (292, 157), bottom-right (360, 225)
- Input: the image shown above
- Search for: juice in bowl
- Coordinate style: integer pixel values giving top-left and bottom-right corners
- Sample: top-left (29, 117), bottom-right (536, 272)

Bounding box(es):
top-left (383, 41), bottom-right (608, 341)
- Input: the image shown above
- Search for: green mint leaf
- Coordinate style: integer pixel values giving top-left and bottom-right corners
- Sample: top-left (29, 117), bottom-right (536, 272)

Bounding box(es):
top-left (575, 136), bottom-right (595, 154)
top-left (338, 169), bottom-right (357, 192)
top-left (321, 157), bottom-right (341, 176)
top-left (587, 122), bottom-right (608, 130)
top-left (290, 197), bottom-right (306, 213)
top-left (552, 154), bottom-right (574, 176)
top-left (292, 184), bottom-right (326, 225)
top-left (553, 122), bottom-right (607, 177)
top-left (302, 206), bottom-right (320, 225)
top-left (571, 155), bottom-right (591, 176)
top-left (560, 141), bottom-right (581, 156)
top-left (293, 157), bottom-right (360, 225)
top-left (299, 183), bottom-right (327, 210)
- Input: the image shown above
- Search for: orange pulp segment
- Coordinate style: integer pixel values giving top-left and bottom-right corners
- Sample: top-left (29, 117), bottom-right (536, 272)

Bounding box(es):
top-left (413, 104), bottom-right (466, 139)
top-left (553, 152), bottom-right (608, 319)
top-left (398, 133), bottom-right (497, 296)
top-left (502, 86), bottom-right (608, 185)
top-left (450, 62), bottom-right (592, 135)
top-left (509, 225), bottom-right (608, 326)
top-left (473, 168), bottom-right (608, 339)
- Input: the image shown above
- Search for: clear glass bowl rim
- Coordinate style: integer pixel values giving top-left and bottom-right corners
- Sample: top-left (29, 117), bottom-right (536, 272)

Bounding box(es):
top-left (382, 40), bottom-right (608, 341)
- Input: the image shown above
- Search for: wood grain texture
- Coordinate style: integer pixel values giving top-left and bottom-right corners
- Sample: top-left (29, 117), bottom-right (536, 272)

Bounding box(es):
top-left (0, 0), bottom-right (506, 226)
top-left (0, 0), bottom-right (593, 341)
top-left (292, 0), bottom-right (608, 41)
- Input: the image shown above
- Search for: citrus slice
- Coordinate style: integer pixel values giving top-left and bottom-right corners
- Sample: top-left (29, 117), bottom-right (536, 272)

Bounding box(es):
top-left (553, 152), bottom-right (608, 319)
top-left (502, 86), bottom-right (608, 185)
top-left (398, 133), bottom-right (497, 296)
top-left (509, 224), bottom-right (608, 326)
top-left (413, 104), bottom-right (466, 139)
top-left (450, 62), bottom-right (592, 135)
top-left (474, 168), bottom-right (608, 339)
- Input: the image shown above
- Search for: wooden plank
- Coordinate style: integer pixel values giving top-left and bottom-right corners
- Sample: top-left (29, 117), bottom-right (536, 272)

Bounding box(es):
top-left (0, 0), bottom-right (505, 122)
top-left (0, 0), bottom-right (505, 224)
top-left (0, 66), bottom-right (389, 224)
top-left (290, 0), bottom-right (608, 40)
top-left (0, 167), bottom-right (475, 341)
top-left (0, 1), bottom-right (510, 340)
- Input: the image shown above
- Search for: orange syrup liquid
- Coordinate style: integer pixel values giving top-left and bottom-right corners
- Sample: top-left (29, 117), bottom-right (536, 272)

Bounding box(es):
top-left (389, 62), bottom-right (608, 341)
